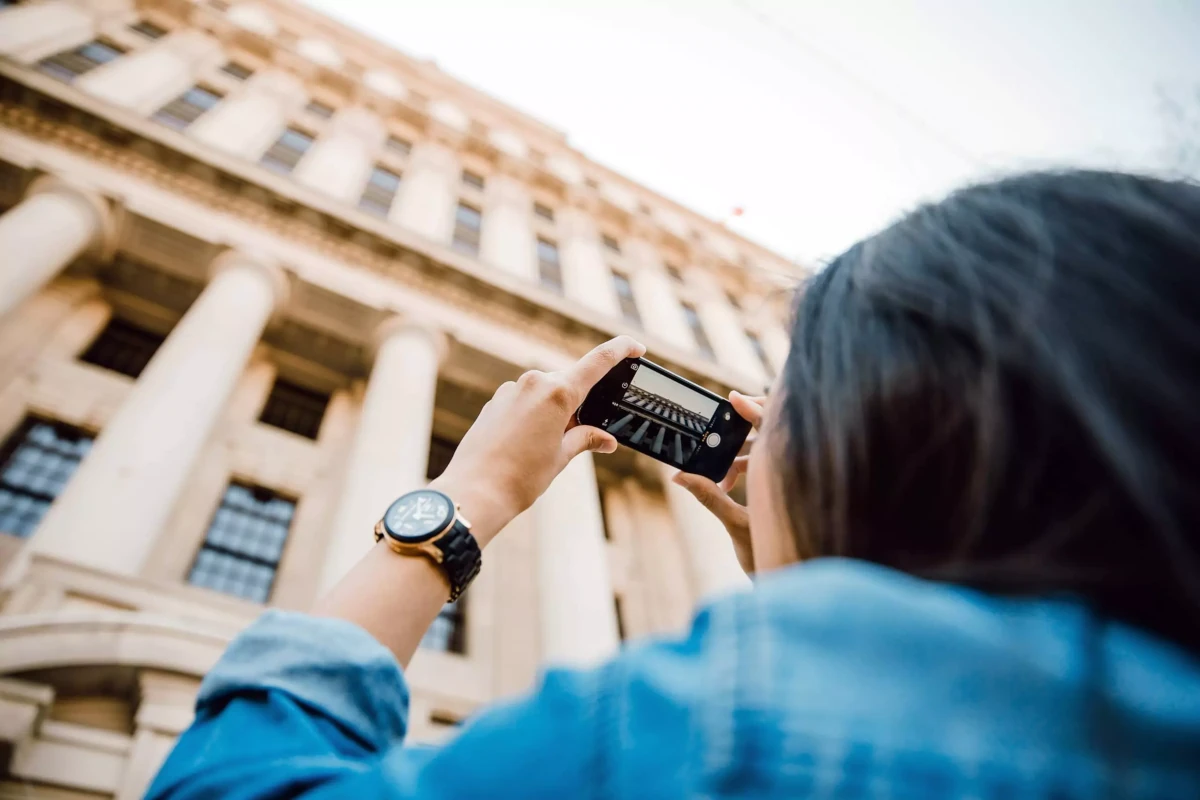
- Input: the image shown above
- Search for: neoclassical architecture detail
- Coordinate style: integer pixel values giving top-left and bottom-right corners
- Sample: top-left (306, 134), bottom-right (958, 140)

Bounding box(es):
top-left (0, 0), bottom-right (802, 794)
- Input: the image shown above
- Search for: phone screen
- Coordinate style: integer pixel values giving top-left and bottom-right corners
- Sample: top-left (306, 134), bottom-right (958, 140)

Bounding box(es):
top-left (607, 362), bottom-right (722, 468)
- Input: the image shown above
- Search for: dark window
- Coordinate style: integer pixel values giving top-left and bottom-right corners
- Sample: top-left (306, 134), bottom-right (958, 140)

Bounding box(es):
top-left (305, 100), bottom-right (335, 119)
top-left (614, 596), bottom-right (627, 641)
top-left (151, 85), bottom-right (223, 130)
top-left (422, 595), bottom-right (466, 653)
top-left (746, 330), bottom-right (774, 376)
top-left (220, 61), bottom-right (252, 80)
top-left (80, 318), bottom-right (165, 379)
top-left (258, 379), bottom-right (330, 440)
top-left (452, 202), bottom-right (482, 256)
top-left (129, 20), bottom-right (167, 39)
top-left (461, 170), bottom-right (485, 190)
top-left (665, 263), bottom-right (684, 284)
top-left (611, 269), bottom-right (641, 327)
top-left (601, 234), bottom-right (621, 253)
top-left (36, 40), bottom-right (125, 82)
top-left (187, 483), bottom-right (295, 603)
top-left (681, 302), bottom-right (715, 359)
top-left (0, 418), bottom-right (93, 538)
top-left (426, 435), bottom-right (458, 481)
top-left (260, 127), bottom-right (314, 175)
top-left (358, 165), bottom-right (401, 217)
top-left (385, 135), bottom-right (411, 156)
top-left (533, 202), bottom-right (554, 222)
top-left (537, 238), bottom-right (563, 294)
top-left (429, 711), bottom-right (462, 728)
top-left (726, 290), bottom-right (742, 311)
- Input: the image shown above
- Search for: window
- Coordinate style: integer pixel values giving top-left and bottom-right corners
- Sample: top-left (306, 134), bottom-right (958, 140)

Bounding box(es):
top-left (358, 165), bottom-right (402, 217)
top-left (187, 483), bottom-right (295, 603)
top-left (665, 263), bottom-right (684, 284)
top-left (422, 595), bottom-right (466, 653)
top-left (537, 238), bottom-right (563, 294)
top-left (461, 170), bottom-right (485, 190)
top-left (0, 418), bottom-right (93, 538)
top-left (80, 318), bottom-right (165, 378)
top-left (681, 302), bottom-right (715, 359)
top-left (611, 269), bottom-right (641, 327)
top-left (533, 202), bottom-right (554, 223)
top-left (452, 202), bottom-right (482, 256)
top-left (258, 379), bottom-right (330, 440)
top-left (305, 100), bottom-right (335, 119)
top-left (385, 135), bottom-right (411, 156)
top-left (129, 20), bottom-right (167, 39)
top-left (426, 435), bottom-right (458, 481)
top-left (260, 127), bottom-right (314, 175)
top-left (151, 85), bottom-right (222, 130)
top-left (601, 234), bottom-right (621, 253)
top-left (36, 40), bottom-right (125, 82)
top-left (746, 331), bottom-right (774, 376)
top-left (220, 61), bottom-right (252, 80)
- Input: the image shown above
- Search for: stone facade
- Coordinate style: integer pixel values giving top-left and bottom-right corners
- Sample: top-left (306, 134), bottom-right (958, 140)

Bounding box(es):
top-left (0, 0), bottom-right (800, 795)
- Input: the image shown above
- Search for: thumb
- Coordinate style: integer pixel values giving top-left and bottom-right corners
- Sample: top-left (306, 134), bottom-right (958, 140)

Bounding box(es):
top-left (672, 471), bottom-right (745, 526)
top-left (561, 425), bottom-right (618, 460)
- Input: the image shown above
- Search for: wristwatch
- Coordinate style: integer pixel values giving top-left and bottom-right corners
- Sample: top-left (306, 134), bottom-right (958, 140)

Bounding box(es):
top-left (374, 489), bottom-right (482, 601)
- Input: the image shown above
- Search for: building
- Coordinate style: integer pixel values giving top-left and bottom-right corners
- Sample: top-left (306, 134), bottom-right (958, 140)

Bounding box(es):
top-left (0, 0), bottom-right (800, 795)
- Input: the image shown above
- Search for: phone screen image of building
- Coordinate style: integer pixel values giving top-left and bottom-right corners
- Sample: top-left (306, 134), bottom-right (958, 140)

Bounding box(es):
top-left (605, 365), bottom-right (718, 467)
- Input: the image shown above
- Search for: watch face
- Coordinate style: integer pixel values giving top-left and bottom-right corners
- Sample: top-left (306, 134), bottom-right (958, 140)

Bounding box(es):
top-left (383, 490), bottom-right (454, 543)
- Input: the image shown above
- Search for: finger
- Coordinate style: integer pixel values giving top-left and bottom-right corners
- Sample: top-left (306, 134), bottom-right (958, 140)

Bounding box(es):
top-left (718, 455), bottom-right (750, 492)
top-left (729, 391), bottom-right (765, 429)
top-left (563, 336), bottom-right (646, 400)
top-left (672, 471), bottom-right (749, 529)
top-left (561, 425), bottom-right (618, 460)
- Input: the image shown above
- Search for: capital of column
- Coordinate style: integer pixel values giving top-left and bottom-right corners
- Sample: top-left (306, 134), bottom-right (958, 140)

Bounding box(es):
top-left (372, 314), bottom-right (450, 363)
top-left (208, 248), bottom-right (291, 310)
top-left (25, 174), bottom-right (118, 260)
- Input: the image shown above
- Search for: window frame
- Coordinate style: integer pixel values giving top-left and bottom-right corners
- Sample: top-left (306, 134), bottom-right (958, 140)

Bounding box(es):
top-left (680, 301), bottom-right (715, 359)
top-left (258, 378), bottom-right (331, 440)
top-left (358, 164), bottom-right (403, 217)
top-left (536, 237), bottom-right (563, 294)
top-left (0, 417), bottom-right (94, 539)
top-left (79, 317), bottom-right (166, 379)
top-left (610, 268), bottom-right (642, 327)
top-left (451, 201), bottom-right (483, 256)
top-left (36, 39), bottom-right (126, 82)
top-left (151, 84), bottom-right (224, 131)
top-left (259, 126), bottom-right (316, 175)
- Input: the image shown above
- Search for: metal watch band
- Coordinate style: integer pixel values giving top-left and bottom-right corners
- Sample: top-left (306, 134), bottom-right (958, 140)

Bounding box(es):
top-left (432, 519), bottom-right (482, 602)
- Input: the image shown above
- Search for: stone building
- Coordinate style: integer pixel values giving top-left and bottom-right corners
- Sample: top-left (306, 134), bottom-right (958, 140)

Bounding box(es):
top-left (0, 0), bottom-right (800, 795)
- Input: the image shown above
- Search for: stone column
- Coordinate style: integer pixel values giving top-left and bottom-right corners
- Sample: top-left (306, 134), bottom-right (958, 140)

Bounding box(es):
top-left (188, 70), bottom-right (307, 159)
top-left (627, 238), bottom-right (692, 349)
top-left (318, 318), bottom-right (447, 592)
top-left (29, 251), bottom-right (288, 574)
top-left (0, 0), bottom-right (96, 63)
top-left (294, 106), bottom-right (387, 203)
top-left (392, 138), bottom-right (460, 241)
top-left (661, 464), bottom-right (750, 602)
top-left (480, 169), bottom-right (535, 280)
top-left (693, 273), bottom-right (769, 384)
top-left (533, 452), bottom-right (620, 665)
top-left (77, 29), bottom-right (224, 114)
top-left (558, 203), bottom-right (619, 316)
top-left (0, 177), bottom-right (111, 322)
top-left (761, 324), bottom-right (791, 374)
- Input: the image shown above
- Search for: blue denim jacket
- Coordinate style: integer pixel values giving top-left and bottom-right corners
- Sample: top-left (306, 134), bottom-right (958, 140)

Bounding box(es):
top-left (148, 559), bottom-right (1200, 798)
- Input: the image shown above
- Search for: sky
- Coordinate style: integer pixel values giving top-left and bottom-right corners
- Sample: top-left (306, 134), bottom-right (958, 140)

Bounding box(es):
top-left (302, 0), bottom-right (1200, 267)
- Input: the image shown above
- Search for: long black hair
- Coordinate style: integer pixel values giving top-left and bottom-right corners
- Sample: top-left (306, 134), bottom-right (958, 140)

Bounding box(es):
top-left (776, 170), bottom-right (1200, 653)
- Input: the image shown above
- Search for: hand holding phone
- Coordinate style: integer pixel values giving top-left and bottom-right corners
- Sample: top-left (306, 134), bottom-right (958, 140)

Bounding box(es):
top-left (575, 357), bottom-right (752, 481)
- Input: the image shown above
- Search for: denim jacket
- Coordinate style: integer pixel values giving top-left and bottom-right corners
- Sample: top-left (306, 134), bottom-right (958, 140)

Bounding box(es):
top-left (147, 559), bottom-right (1200, 799)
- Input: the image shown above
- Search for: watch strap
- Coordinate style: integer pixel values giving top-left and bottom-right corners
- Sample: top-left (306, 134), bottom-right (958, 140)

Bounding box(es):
top-left (432, 519), bottom-right (482, 602)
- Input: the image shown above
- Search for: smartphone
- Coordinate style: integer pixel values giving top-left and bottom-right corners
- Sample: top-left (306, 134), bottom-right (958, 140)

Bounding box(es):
top-left (576, 357), bottom-right (752, 482)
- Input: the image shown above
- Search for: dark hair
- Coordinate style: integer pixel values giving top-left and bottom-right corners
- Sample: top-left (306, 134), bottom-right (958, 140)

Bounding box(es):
top-left (777, 170), bottom-right (1200, 653)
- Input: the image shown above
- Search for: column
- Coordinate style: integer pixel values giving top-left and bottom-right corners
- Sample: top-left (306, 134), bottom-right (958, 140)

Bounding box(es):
top-left (294, 106), bottom-right (386, 203)
top-left (480, 171), bottom-right (535, 280)
top-left (0, 0), bottom-right (95, 63)
top-left (693, 272), bottom-right (769, 384)
top-left (661, 464), bottom-right (750, 602)
top-left (76, 29), bottom-right (224, 114)
top-left (188, 70), bottom-right (307, 159)
top-left (318, 318), bottom-right (447, 592)
top-left (533, 452), bottom-right (620, 665)
top-left (627, 238), bottom-right (692, 349)
top-left (761, 323), bottom-right (791, 374)
top-left (29, 251), bottom-right (288, 574)
top-left (0, 178), bottom-right (111, 321)
top-left (558, 204), bottom-right (619, 316)
top-left (391, 139), bottom-right (460, 242)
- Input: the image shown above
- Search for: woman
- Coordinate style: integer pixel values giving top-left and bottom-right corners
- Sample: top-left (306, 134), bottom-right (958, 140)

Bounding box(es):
top-left (149, 171), bottom-right (1200, 798)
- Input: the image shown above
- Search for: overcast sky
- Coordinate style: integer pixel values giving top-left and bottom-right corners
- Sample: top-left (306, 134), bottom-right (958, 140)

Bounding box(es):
top-left (303, 0), bottom-right (1200, 266)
